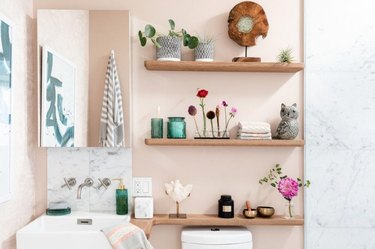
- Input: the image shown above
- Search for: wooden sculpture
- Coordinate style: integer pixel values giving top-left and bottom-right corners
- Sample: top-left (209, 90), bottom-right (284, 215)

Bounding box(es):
top-left (228, 1), bottom-right (269, 62)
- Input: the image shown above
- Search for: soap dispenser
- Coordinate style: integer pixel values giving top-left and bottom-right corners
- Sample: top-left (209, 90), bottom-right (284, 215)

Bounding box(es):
top-left (113, 178), bottom-right (128, 215)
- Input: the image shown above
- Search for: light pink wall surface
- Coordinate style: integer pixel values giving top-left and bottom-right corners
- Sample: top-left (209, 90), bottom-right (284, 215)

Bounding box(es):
top-left (35, 1), bottom-right (304, 249)
top-left (37, 9), bottom-right (90, 147)
top-left (0, 0), bottom-right (47, 248)
top-left (88, 10), bottom-right (131, 147)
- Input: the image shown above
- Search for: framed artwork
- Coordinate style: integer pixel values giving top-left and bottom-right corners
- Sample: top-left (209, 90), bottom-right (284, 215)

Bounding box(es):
top-left (0, 16), bottom-right (12, 203)
top-left (41, 46), bottom-right (75, 147)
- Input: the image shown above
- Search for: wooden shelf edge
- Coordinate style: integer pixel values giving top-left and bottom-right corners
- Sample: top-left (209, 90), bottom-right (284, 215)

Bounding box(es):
top-left (144, 138), bottom-right (304, 147)
top-left (131, 214), bottom-right (303, 236)
top-left (153, 214), bottom-right (304, 226)
top-left (144, 60), bottom-right (304, 73)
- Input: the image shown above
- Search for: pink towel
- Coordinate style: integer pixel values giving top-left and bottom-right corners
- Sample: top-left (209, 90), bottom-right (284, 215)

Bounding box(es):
top-left (102, 223), bottom-right (153, 249)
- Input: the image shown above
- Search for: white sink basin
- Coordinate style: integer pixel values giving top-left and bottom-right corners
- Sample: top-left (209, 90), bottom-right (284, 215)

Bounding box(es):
top-left (17, 212), bottom-right (131, 249)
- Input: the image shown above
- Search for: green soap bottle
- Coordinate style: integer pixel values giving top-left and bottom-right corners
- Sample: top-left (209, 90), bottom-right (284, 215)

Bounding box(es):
top-left (113, 178), bottom-right (128, 215)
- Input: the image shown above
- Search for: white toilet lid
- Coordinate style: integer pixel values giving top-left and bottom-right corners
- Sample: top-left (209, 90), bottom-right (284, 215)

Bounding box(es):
top-left (181, 227), bottom-right (252, 245)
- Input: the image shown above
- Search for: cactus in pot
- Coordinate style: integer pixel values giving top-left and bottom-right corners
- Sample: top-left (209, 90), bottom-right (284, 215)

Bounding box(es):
top-left (138, 19), bottom-right (199, 61)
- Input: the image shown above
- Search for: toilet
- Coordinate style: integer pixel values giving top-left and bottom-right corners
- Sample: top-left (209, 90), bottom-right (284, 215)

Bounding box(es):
top-left (181, 227), bottom-right (252, 249)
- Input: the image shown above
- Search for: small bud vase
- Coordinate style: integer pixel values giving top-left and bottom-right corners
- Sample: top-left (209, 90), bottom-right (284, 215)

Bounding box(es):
top-left (194, 130), bottom-right (229, 139)
top-left (284, 200), bottom-right (295, 219)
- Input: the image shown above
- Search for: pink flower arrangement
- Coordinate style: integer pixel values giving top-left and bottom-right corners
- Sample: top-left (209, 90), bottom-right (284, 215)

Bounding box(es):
top-left (259, 164), bottom-right (310, 218)
top-left (277, 177), bottom-right (299, 201)
top-left (188, 90), bottom-right (237, 138)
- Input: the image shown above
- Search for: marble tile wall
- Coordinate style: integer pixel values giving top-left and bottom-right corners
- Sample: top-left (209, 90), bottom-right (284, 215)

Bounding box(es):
top-left (48, 148), bottom-right (132, 212)
top-left (306, 0), bottom-right (375, 248)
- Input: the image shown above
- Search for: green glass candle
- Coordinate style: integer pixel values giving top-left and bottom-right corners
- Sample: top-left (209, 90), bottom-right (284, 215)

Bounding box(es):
top-left (151, 118), bottom-right (163, 138)
top-left (167, 117), bottom-right (186, 139)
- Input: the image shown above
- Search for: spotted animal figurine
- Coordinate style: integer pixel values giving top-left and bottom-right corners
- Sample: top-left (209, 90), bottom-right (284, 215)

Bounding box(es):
top-left (274, 103), bottom-right (299, 140)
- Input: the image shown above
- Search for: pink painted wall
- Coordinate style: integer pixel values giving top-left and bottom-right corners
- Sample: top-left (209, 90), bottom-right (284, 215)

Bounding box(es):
top-left (35, 1), bottom-right (304, 249)
top-left (0, 0), bottom-right (47, 248)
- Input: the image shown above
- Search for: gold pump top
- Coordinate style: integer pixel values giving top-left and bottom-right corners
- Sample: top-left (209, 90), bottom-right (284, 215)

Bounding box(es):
top-left (113, 178), bottom-right (125, 190)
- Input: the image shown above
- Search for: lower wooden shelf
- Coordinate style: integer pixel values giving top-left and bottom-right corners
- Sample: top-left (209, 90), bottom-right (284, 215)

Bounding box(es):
top-left (131, 214), bottom-right (304, 238)
top-left (145, 138), bottom-right (304, 147)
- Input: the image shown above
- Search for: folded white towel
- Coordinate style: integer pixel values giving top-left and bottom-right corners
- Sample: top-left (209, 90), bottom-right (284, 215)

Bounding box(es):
top-left (48, 201), bottom-right (69, 210)
top-left (238, 133), bottom-right (272, 138)
top-left (237, 136), bottom-right (272, 140)
top-left (238, 130), bottom-right (271, 135)
top-left (238, 121), bottom-right (271, 133)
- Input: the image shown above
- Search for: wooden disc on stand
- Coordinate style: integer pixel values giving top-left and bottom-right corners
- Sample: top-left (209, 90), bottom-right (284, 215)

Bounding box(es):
top-left (228, 1), bottom-right (269, 62)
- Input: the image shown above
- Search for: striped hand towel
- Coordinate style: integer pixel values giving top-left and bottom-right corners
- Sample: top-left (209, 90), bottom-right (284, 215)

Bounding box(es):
top-left (99, 50), bottom-right (125, 147)
top-left (102, 223), bottom-right (154, 249)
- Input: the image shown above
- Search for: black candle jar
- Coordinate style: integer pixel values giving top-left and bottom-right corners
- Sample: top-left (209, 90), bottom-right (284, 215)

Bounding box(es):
top-left (218, 195), bottom-right (234, 218)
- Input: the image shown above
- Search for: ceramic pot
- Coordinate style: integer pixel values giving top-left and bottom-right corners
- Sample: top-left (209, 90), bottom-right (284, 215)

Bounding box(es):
top-left (194, 42), bottom-right (214, 62)
top-left (156, 36), bottom-right (181, 61)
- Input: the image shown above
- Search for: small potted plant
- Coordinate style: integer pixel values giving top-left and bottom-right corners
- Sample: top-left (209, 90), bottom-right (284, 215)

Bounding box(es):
top-left (138, 19), bottom-right (199, 61)
top-left (277, 48), bottom-right (294, 64)
top-left (194, 36), bottom-right (215, 62)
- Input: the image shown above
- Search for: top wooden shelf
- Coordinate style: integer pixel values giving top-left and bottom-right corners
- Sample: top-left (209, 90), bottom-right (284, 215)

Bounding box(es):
top-left (131, 214), bottom-right (304, 238)
top-left (144, 60), bottom-right (304, 73)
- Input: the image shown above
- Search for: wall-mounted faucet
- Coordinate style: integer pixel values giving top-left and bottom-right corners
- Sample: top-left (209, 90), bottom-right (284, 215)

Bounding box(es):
top-left (61, 178), bottom-right (76, 190)
top-left (97, 178), bottom-right (111, 190)
top-left (77, 178), bottom-right (94, 199)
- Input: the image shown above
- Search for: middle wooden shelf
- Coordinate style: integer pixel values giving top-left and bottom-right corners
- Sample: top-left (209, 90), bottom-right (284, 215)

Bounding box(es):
top-left (144, 138), bottom-right (304, 147)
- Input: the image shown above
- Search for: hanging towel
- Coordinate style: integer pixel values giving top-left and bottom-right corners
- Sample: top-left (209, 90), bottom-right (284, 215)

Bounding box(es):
top-left (102, 223), bottom-right (154, 249)
top-left (99, 50), bottom-right (125, 147)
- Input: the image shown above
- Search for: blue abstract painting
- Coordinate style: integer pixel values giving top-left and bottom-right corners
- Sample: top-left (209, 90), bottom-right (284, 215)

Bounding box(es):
top-left (41, 47), bottom-right (75, 147)
top-left (0, 18), bottom-right (11, 203)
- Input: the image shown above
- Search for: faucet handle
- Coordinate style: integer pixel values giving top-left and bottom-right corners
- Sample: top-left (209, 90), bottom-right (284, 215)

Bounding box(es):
top-left (97, 178), bottom-right (111, 190)
top-left (61, 178), bottom-right (76, 190)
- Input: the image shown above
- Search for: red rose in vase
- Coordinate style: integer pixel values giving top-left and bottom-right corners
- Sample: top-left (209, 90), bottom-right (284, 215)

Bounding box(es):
top-left (196, 89), bottom-right (208, 98)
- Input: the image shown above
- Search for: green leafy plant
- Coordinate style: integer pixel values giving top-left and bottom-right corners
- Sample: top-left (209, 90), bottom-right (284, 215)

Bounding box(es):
top-left (277, 48), bottom-right (294, 64)
top-left (138, 19), bottom-right (199, 49)
top-left (259, 164), bottom-right (310, 188)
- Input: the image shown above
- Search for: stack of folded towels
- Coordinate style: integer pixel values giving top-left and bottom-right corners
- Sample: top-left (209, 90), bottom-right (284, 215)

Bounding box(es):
top-left (237, 121), bottom-right (272, 140)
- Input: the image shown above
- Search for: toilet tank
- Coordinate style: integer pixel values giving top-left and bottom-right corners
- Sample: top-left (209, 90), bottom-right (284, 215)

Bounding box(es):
top-left (181, 227), bottom-right (252, 249)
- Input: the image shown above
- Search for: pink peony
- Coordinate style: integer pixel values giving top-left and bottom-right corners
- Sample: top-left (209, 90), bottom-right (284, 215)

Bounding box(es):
top-left (278, 177), bottom-right (299, 201)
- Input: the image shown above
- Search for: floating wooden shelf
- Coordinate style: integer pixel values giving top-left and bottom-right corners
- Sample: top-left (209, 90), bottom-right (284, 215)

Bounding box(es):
top-left (132, 214), bottom-right (304, 238)
top-left (144, 138), bottom-right (304, 147)
top-left (144, 60), bottom-right (304, 73)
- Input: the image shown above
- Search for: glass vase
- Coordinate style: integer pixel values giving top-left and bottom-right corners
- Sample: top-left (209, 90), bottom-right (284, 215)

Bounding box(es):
top-left (194, 130), bottom-right (230, 139)
top-left (284, 200), bottom-right (295, 219)
top-left (167, 117), bottom-right (186, 139)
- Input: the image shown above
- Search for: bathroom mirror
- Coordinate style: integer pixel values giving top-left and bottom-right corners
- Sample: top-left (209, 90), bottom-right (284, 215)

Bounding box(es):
top-left (0, 16), bottom-right (12, 203)
top-left (37, 9), bottom-right (131, 147)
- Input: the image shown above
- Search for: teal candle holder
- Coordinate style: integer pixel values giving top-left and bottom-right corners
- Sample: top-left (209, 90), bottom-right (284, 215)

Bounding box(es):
top-left (151, 118), bottom-right (163, 138)
top-left (167, 117), bottom-right (186, 139)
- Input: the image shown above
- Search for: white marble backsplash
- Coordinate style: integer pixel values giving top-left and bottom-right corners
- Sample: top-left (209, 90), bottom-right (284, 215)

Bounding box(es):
top-left (306, 0), bottom-right (375, 248)
top-left (47, 148), bottom-right (132, 212)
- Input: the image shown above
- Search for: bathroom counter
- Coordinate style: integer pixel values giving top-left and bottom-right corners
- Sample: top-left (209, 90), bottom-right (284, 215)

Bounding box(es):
top-left (132, 214), bottom-right (304, 238)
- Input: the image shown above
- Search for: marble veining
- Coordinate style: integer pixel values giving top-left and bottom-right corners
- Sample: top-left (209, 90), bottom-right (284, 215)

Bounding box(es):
top-left (48, 148), bottom-right (132, 212)
top-left (306, 0), bottom-right (375, 248)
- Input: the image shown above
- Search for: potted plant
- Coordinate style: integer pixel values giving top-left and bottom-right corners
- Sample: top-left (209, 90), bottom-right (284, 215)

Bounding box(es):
top-left (194, 36), bottom-right (215, 62)
top-left (138, 19), bottom-right (199, 61)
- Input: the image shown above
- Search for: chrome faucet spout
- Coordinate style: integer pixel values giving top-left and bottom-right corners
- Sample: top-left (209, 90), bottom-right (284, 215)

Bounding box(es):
top-left (77, 178), bottom-right (94, 199)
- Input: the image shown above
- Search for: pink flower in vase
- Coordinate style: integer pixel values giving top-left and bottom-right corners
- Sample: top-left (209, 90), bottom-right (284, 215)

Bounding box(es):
top-left (277, 177), bottom-right (299, 201)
